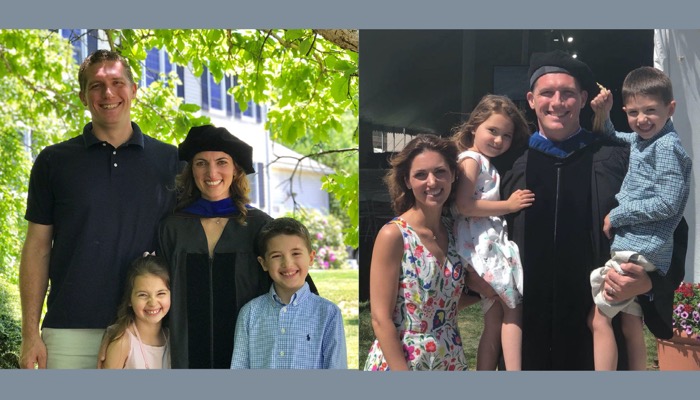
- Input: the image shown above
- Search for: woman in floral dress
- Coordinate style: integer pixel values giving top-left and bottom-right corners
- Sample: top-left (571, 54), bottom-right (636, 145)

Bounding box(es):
top-left (364, 134), bottom-right (477, 371)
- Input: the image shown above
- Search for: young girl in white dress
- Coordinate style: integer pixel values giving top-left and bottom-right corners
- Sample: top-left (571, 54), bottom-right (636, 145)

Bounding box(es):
top-left (102, 254), bottom-right (171, 369)
top-left (451, 94), bottom-right (534, 370)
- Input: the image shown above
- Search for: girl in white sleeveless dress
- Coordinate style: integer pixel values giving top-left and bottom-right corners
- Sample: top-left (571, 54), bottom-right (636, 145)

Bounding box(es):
top-left (450, 95), bottom-right (533, 370)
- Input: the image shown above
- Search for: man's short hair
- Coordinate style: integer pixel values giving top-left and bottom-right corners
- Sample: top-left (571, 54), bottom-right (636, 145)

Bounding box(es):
top-left (257, 217), bottom-right (313, 256)
top-left (528, 50), bottom-right (596, 94)
top-left (621, 66), bottom-right (674, 105)
top-left (78, 49), bottom-right (135, 94)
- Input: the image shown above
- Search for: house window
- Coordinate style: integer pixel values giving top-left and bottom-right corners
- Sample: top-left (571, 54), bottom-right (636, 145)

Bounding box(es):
top-left (201, 67), bottom-right (232, 115)
top-left (247, 162), bottom-right (266, 208)
top-left (143, 48), bottom-right (173, 87)
top-left (371, 129), bottom-right (417, 153)
top-left (61, 29), bottom-right (87, 63)
top-left (60, 29), bottom-right (100, 64)
top-left (176, 66), bottom-right (185, 98)
top-left (236, 99), bottom-right (265, 124)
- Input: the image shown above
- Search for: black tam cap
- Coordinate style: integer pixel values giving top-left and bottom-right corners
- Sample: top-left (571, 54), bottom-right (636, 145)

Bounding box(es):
top-left (178, 125), bottom-right (255, 174)
top-left (528, 50), bottom-right (596, 94)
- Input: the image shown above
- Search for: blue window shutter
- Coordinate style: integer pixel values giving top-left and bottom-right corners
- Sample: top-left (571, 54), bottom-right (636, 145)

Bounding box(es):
top-left (226, 76), bottom-right (233, 117)
top-left (145, 48), bottom-right (160, 86)
top-left (257, 163), bottom-right (265, 208)
top-left (256, 104), bottom-right (262, 124)
top-left (165, 52), bottom-right (172, 75)
top-left (209, 73), bottom-right (222, 110)
top-left (87, 30), bottom-right (98, 54)
top-left (176, 66), bottom-right (185, 98)
top-left (62, 29), bottom-right (82, 63)
top-left (233, 75), bottom-right (241, 119)
top-left (201, 66), bottom-right (209, 111)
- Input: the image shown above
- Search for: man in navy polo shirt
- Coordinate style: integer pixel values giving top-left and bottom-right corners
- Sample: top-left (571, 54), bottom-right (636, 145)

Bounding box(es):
top-left (19, 50), bottom-right (180, 369)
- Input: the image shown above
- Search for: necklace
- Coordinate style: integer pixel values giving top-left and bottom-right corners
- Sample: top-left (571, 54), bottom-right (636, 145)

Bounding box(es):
top-left (215, 217), bottom-right (221, 224)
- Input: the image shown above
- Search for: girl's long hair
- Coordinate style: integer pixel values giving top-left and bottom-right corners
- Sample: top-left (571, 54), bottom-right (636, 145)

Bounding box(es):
top-left (451, 94), bottom-right (530, 153)
top-left (174, 159), bottom-right (251, 225)
top-left (105, 255), bottom-right (170, 344)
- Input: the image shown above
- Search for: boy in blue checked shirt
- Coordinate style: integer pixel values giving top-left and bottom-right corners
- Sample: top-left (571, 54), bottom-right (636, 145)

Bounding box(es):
top-left (589, 67), bottom-right (691, 370)
top-left (230, 217), bottom-right (347, 369)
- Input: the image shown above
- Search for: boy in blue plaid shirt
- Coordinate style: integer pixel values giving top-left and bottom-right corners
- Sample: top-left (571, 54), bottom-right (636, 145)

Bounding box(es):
top-left (589, 66), bottom-right (692, 370)
top-left (230, 217), bottom-right (347, 369)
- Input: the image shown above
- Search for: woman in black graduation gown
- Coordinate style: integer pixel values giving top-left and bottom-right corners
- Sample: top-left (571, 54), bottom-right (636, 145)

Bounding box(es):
top-left (159, 125), bottom-right (314, 368)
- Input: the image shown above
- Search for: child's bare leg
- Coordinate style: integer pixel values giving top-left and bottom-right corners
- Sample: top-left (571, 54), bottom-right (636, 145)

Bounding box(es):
top-left (589, 306), bottom-right (617, 370)
top-left (621, 312), bottom-right (647, 370)
top-left (477, 301), bottom-right (502, 370)
top-left (501, 301), bottom-right (522, 371)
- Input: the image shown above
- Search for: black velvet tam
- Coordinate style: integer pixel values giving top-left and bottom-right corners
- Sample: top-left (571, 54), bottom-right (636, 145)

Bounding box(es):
top-left (178, 124), bottom-right (255, 174)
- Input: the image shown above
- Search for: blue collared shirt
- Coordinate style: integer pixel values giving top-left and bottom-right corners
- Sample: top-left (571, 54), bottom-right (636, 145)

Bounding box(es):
top-left (230, 282), bottom-right (347, 369)
top-left (603, 119), bottom-right (692, 273)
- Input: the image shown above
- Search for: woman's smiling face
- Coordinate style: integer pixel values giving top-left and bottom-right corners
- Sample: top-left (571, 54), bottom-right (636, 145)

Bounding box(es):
top-left (192, 151), bottom-right (236, 201)
top-left (405, 150), bottom-right (455, 209)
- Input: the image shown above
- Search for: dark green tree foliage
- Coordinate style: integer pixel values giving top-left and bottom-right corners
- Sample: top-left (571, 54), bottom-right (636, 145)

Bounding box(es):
top-left (0, 278), bottom-right (21, 369)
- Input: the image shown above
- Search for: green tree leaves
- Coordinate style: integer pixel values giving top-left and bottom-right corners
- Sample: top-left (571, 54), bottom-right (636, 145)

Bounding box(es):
top-left (0, 28), bottom-right (358, 282)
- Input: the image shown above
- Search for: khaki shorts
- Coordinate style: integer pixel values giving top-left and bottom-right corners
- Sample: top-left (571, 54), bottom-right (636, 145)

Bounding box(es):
top-left (42, 328), bottom-right (104, 369)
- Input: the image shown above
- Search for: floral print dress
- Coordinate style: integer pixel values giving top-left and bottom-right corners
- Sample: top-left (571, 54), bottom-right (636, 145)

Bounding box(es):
top-left (364, 217), bottom-right (468, 371)
top-left (451, 150), bottom-right (523, 311)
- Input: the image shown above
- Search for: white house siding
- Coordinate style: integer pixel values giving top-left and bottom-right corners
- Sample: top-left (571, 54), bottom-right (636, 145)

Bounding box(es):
top-left (269, 163), bottom-right (331, 216)
top-left (207, 115), bottom-right (333, 218)
top-left (182, 67), bottom-right (202, 109)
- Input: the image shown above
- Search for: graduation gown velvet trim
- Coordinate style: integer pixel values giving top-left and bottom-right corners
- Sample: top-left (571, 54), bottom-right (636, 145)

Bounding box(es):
top-left (502, 136), bottom-right (687, 370)
top-left (158, 207), bottom-right (272, 368)
top-left (158, 206), bottom-right (319, 369)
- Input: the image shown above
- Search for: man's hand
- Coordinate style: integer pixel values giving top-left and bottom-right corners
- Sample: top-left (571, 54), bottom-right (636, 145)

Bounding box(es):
top-left (603, 261), bottom-right (652, 303)
top-left (20, 335), bottom-right (47, 369)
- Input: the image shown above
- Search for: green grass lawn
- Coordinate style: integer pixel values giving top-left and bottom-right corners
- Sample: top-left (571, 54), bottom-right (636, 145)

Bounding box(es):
top-left (359, 301), bottom-right (659, 370)
top-left (311, 269), bottom-right (359, 369)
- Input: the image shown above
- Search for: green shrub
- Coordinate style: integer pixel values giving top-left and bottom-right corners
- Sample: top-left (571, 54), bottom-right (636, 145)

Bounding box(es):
top-left (0, 277), bottom-right (21, 369)
top-left (283, 208), bottom-right (349, 269)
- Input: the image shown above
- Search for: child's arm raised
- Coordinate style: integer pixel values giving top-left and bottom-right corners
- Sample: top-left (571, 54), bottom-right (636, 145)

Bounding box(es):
top-left (454, 157), bottom-right (534, 218)
top-left (591, 84), bottom-right (636, 143)
top-left (102, 333), bottom-right (130, 369)
top-left (591, 83), bottom-right (613, 134)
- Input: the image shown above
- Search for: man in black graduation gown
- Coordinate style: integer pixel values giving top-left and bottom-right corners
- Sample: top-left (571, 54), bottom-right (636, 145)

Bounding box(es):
top-left (500, 50), bottom-right (688, 370)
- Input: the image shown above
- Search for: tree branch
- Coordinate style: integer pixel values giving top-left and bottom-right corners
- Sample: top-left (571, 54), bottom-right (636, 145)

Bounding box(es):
top-left (267, 147), bottom-right (358, 213)
top-left (312, 30), bottom-right (358, 53)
